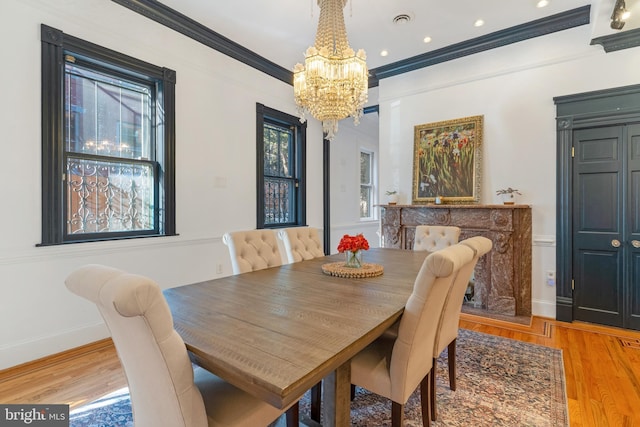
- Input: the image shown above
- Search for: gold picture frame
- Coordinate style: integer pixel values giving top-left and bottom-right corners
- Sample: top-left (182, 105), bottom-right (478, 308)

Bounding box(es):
top-left (412, 115), bottom-right (483, 204)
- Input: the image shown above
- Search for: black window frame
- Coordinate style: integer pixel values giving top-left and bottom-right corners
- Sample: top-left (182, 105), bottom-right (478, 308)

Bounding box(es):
top-left (39, 24), bottom-right (176, 245)
top-left (256, 103), bottom-right (306, 229)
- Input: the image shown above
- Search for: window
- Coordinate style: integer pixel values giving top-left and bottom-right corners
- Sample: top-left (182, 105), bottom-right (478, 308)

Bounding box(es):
top-left (40, 24), bottom-right (176, 245)
top-left (360, 150), bottom-right (374, 219)
top-left (256, 104), bottom-right (306, 228)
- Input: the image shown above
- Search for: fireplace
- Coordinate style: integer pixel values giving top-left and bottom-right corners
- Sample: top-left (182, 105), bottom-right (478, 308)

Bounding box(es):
top-left (380, 204), bottom-right (532, 317)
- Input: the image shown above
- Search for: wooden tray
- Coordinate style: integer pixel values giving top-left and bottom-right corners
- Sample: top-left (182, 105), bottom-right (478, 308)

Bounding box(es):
top-left (321, 262), bottom-right (384, 278)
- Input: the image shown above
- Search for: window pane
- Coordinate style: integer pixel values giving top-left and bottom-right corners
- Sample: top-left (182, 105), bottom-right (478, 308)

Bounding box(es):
top-left (66, 157), bottom-right (155, 234)
top-left (65, 64), bottom-right (151, 160)
top-left (360, 186), bottom-right (371, 218)
top-left (264, 123), bottom-right (292, 178)
top-left (360, 152), bottom-right (371, 184)
top-left (264, 177), bottom-right (294, 225)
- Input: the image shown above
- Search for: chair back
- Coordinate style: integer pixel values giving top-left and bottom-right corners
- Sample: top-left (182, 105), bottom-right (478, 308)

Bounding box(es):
top-left (278, 227), bottom-right (324, 263)
top-left (390, 243), bottom-right (475, 402)
top-left (433, 236), bottom-right (493, 357)
top-left (413, 225), bottom-right (461, 252)
top-left (222, 229), bottom-right (282, 274)
top-left (65, 265), bottom-right (207, 427)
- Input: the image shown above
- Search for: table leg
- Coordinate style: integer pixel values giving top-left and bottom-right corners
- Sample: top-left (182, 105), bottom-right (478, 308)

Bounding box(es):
top-left (322, 363), bottom-right (351, 427)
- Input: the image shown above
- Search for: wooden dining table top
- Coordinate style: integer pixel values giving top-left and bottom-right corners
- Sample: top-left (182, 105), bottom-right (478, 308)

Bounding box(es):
top-left (163, 247), bottom-right (428, 414)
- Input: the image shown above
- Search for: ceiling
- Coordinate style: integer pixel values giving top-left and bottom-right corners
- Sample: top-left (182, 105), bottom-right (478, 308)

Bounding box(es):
top-left (155, 0), bottom-right (639, 72)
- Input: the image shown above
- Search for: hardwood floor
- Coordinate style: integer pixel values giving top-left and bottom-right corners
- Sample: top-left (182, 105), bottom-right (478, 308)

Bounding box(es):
top-left (1, 315), bottom-right (639, 426)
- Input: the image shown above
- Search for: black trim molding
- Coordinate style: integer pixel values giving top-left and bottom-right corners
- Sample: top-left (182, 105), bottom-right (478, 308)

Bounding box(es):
top-left (590, 27), bottom-right (640, 53)
top-left (111, 0), bottom-right (292, 85)
top-left (112, 1), bottom-right (591, 89)
top-left (40, 24), bottom-right (177, 245)
top-left (553, 83), bottom-right (640, 322)
top-left (368, 6), bottom-right (590, 83)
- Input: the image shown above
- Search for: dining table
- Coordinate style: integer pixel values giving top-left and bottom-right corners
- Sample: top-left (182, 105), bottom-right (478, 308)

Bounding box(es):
top-left (163, 247), bottom-right (429, 427)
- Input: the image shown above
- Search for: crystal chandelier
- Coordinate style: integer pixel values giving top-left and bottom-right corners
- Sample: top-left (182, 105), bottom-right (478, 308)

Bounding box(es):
top-left (293, 0), bottom-right (368, 140)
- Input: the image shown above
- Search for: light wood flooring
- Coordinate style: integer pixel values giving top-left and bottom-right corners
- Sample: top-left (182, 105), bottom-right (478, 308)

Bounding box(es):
top-left (1, 314), bottom-right (639, 426)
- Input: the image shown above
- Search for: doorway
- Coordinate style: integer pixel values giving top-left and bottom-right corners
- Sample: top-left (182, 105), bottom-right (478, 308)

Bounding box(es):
top-left (572, 124), bottom-right (640, 329)
top-left (555, 84), bottom-right (640, 330)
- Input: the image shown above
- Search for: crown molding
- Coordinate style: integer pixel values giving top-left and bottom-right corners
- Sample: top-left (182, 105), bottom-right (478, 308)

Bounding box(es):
top-left (111, 1), bottom-right (590, 89)
top-left (590, 27), bottom-right (640, 52)
top-left (110, 0), bottom-right (293, 85)
top-left (368, 5), bottom-right (591, 83)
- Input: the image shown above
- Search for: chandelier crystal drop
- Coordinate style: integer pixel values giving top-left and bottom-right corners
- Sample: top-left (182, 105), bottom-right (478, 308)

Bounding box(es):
top-left (293, 0), bottom-right (368, 140)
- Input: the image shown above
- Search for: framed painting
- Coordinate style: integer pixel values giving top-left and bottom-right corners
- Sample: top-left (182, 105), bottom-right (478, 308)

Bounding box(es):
top-left (412, 115), bottom-right (483, 204)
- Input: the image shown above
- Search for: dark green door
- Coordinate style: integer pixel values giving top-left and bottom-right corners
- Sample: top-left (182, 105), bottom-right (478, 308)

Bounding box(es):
top-left (573, 124), bottom-right (640, 330)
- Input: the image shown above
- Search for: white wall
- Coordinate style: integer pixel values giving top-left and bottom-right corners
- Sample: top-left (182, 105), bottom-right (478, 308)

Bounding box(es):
top-left (0, 0), bottom-right (328, 370)
top-left (329, 113), bottom-right (380, 251)
top-left (377, 24), bottom-right (640, 318)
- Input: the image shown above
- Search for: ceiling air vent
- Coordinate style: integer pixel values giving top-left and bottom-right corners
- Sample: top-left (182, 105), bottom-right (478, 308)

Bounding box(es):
top-left (393, 14), bottom-right (412, 25)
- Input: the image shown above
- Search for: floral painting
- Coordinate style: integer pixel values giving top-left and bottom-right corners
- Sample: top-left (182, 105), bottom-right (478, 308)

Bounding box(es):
top-left (412, 115), bottom-right (483, 204)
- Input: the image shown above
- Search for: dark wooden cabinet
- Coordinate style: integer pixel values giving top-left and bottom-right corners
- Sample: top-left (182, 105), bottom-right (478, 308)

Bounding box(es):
top-left (380, 204), bottom-right (532, 317)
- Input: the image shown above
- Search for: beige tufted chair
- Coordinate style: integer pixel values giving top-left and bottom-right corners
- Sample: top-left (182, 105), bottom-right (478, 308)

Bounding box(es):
top-left (278, 227), bottom-right (324, 264)
top-left (222, 230), bottom-right (282, 275)
top-left (65, 264), bottom-right (298, 427)
top-left (429, 236), bottom-right (492, 421)
top-left (350, 243), bottom-right (476, 427)
top-left (413, 225), bottom-right (461, 252)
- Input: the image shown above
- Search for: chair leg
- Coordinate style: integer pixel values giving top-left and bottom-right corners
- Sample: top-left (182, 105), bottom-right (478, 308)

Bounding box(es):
top-left (310, 382), bottom-right (321, 422)
top-left (391, 401), bottom-right (404, 427)
top-left (430, 360), bottom-right (437, 421)
top-left (448, 339), bottom-right (457, 391)
top-left (420, 373), bottom-right (431, 427)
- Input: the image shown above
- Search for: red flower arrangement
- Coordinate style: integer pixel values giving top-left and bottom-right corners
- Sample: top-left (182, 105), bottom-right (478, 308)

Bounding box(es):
top-left (337, 234), bottom-right (370, 253)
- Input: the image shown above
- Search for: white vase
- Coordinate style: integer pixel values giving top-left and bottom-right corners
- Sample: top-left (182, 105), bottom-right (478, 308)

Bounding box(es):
top-left (501, 193), bottom-right (517, 205)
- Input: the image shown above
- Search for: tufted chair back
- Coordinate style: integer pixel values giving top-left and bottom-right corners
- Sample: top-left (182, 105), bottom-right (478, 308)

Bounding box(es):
top-left (429, 236), bottom-right (493, 422)
top-left (413, 225), bottom-right (461, 252)
top-left (350, 243), bottom-right (475, 405)
top-left (278, 227), bottom-right (324, 263)
top-left (433, 236), bottom-right (492, 358)
top-left (65, 264), bottom-right (290, 427)
top-left (223, 230), bottom-right (282, 275)
top-left (65, 265), bottom-right (210, 427)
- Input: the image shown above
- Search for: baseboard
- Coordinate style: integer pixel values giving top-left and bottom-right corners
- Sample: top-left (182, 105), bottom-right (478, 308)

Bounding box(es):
top-left (0, 323), bottom-right (108, 372)
top-left (0, 337), bottom-right (113, 381)
top-left (532, 299), bottom-right (556, 319)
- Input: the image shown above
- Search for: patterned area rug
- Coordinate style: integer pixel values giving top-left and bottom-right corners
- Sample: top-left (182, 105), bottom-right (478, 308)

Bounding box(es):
top-left (70, 329), bottom-right (567, 426)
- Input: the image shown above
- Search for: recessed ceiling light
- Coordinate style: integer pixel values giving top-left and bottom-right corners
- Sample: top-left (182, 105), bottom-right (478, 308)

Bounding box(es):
top-left (537, 0), bottom-right (549, 8)
top-left (380, 50), bottom-right (389, 57)
top-left (474, 19), bottom-right (485, 27)
top-left (423, 36), bottom-right (432, 43)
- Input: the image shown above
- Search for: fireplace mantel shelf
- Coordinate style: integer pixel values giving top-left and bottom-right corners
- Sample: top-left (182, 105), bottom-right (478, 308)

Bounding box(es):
top-left (380, 204), bottom-right (532, 317)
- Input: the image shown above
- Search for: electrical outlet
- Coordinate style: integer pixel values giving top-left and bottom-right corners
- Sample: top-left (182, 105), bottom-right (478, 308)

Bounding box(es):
top-left (546, 270), bottom-right (555, 286)
top-left (216, 263), bottom-right (223, 274)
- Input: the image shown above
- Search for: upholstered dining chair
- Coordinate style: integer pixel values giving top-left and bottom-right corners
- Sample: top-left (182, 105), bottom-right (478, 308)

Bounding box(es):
top-left (413, 225), bottom-right (461, 252)
top-left (350, 243), bottom-right (476, 427)
top-left (429, 235), bottom-right (492, 421)
top-left (65, 264), bottom-right (299, 427)
top-left (222, 229), bottom-right (282, 275)
top-left (278, 227), bottom-right (325, 263)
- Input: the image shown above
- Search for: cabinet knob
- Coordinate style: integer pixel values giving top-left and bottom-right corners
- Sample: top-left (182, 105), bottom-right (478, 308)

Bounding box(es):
top-left (611, 239), bottom-right (621, 248)
top-left (632, 240), bottom-right (640, 248)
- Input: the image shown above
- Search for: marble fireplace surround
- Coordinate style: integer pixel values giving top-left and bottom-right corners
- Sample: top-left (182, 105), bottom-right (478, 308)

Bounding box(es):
top-left (380, 204), bottom-right (532, 317)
